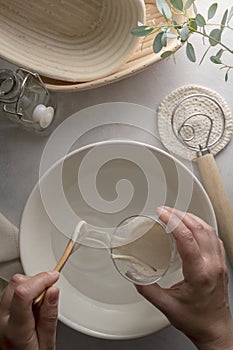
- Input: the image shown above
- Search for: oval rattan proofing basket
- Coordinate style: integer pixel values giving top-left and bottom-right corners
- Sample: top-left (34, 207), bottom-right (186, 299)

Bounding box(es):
top-left (42, 0), bottom-right (186, 91)
top-left (0, 0), bottom-right (145, 83)
top-left (0, 1), bottom-right (186, 92)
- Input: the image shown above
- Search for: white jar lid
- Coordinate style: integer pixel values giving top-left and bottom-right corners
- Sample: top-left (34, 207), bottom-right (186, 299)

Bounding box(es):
top-left (32, 104), bottom-right (54, 129)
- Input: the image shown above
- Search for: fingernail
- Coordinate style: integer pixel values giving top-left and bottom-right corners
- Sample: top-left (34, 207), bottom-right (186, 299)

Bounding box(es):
top-left (156, 206), bottom-right (168, 215)
top-left (48, 271), bottom-right (59, 278)
top-left (163, 206), bottom-right (171, 211)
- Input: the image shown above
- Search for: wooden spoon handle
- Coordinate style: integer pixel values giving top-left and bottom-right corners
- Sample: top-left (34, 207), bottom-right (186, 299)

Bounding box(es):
top-left (197, 153), bottom-right (233, 268)
top-left (33, 239), bottom-right (79, 306)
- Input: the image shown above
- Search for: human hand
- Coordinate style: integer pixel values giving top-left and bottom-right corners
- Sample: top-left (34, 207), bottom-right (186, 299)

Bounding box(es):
top-left (0, 271), bottom-right (59, 350)
top-left (136, 207), bottom-right (233, 350)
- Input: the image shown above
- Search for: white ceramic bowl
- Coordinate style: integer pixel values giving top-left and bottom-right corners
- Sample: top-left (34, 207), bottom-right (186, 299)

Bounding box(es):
top-left (20, 140), bottom-right (216, 339)
top-left (0, 0), bottom-right (145, 82)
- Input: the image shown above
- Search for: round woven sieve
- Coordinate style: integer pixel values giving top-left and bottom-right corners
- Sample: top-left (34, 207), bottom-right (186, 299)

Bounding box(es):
top-left (157, 85), bottom-right (233, 161)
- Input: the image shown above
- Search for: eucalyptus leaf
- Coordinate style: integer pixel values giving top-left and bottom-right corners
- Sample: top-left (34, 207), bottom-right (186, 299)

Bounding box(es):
top-left (170, 0), bottom-right (183, 11)
top-left (186, 42), bottom-right (196, 62)
top-left (131, 26), bottom-right (154, 37)
top-left (153, 32), bottom-right (164, 53)
top-left (156, 0), bottom-right (172, 19)
top-left (210, 55), bottom-right (222, 64)
top-left (228, 6), bottom-right (233, 23)
top-left (184, 0), bottom-right (195, 10)
top-left (189, 18), bottom-right (197, 31)
top-left (180, 26), bottom-right (189, 41)
top-left (208, 3), bottom-right (218, 20)
top-left (215, 49), bottom-right (224, 58)
top-left (196, 14), bottom-right (206, 27)
top-left (161, 50), bottom-right (173, 58)
top-left (221, 9), bottom-right (228, 27)
top-left (209, 28), bottom-right (222, 46)
top-left (161, 32), bottom-right (168, 46)
top-left (166, 33), bottom-right (177, 39)
top-left (225, 69), bottom-right (230, 82)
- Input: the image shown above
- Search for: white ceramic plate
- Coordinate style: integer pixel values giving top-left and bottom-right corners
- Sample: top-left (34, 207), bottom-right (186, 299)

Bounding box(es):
top-left (20, 140), bottom-right (216, 339)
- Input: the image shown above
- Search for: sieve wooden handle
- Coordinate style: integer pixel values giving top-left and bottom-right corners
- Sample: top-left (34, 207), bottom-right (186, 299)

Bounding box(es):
top-left (197, 153), bottom-right (233, 268)
top-left (33, 239), bottom-right (79, 306)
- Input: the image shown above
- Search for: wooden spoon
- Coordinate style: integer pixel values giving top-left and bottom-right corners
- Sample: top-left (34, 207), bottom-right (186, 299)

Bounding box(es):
top-left (33, 221), bottom-right (85, 305)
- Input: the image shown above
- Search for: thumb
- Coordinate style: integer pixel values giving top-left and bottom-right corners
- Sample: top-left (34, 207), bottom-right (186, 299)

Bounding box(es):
top-left (136, 283), bottom-right (173, 315)
top-left (37, 286), bottom-right (59, 350)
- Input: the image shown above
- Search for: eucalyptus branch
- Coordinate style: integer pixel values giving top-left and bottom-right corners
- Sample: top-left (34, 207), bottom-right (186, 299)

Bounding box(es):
top-left (204, 23), bottom-right (233, 30)
top-left (131, 0), bottom-right (233, 81)
top-left (191, 29), bottom-right (233, 53)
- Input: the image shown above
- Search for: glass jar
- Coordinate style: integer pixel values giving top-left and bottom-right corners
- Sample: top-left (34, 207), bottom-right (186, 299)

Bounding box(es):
top-left (111, 215), bottom-right (181, 285)
top-left (0, 68), bottom-right (55, 134)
